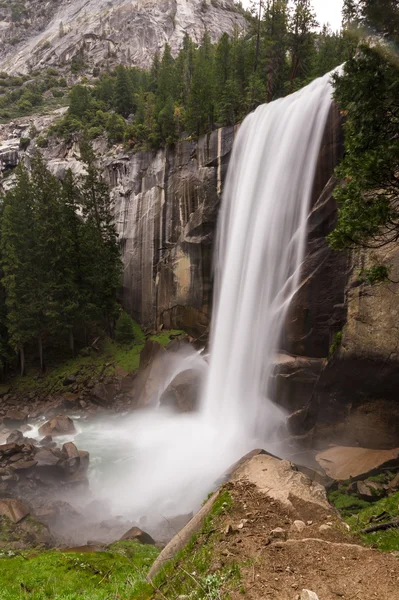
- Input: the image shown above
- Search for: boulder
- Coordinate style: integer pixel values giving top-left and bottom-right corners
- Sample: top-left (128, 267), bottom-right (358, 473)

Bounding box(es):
top-left (39, 435), bottom-right (55, 447)
top-left (4, 409), bottom-right (26, 425)
top-left (0, 498), bottom-right (29, 523)
top-left (10, 459), bottom-right (37, 471)
top-left (0, 443), bottom-right (23, 458)
top-left (62, 442), bottom-right (79, 459)
top-left (120, 526), bottom-right (156, 545)
top-left (35, 449), bottom-right (61, 468)
top-left (63, 375), bottom-right (76, 386)
top-left (160, 369), bottom-right (201, 412)
top-left (38, 415), bottom-right (76, 437)
top-left (89, 383), bottom-right (116, 407)
top-left (6, 430), bottom-right (24, 444)
top-left (356, 480), bottom-right (385, 500)
top-left (78, 450), bottom-right (90, 471)
top-left (62, 393), bottom-right (80, 409)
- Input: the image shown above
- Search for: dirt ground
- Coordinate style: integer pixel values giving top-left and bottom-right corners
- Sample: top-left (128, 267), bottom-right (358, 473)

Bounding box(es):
top-left (214, 481), bottom-right (399, 600)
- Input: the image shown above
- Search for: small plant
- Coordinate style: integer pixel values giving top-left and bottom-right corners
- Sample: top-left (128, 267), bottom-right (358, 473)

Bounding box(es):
top-left (115, 310), bottom-right (135, 344)
top-left (19, 137), bottom-right (30, 150)
top-left (360, 265), bottom-right (390, 285)
top-left (329, 331), bottom-right (342, 358)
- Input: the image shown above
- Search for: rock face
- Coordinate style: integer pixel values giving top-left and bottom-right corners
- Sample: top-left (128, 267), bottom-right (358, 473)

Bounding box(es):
top-left (0, 0), bottom-right (246, 75)
top-left (107, 125), bottom-right (236, 335)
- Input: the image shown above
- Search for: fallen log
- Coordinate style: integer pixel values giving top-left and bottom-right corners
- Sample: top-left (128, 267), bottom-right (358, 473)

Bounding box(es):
top-left (360, 518), bottom-right (399, 534)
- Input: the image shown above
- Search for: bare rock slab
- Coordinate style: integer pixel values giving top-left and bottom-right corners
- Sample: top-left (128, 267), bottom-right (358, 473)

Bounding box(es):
top-left (315, 446), bottom-right (399, 480)
top-left (0, 498), bottom-right (30, 523)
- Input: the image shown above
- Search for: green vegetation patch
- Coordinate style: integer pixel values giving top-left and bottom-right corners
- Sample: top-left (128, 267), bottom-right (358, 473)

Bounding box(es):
top-left (329, 488), bottom-right (399, 552)
top-left (153, 489), bottom-right (244, 599)
top-left (12, 325), bottom-right (184, 398)
top-left (0, 541), bottom-right (158, 600)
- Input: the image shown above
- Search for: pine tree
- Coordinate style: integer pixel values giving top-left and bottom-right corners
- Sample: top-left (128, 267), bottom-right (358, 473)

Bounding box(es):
top-left (0, 164), bottom-right (38, 375)
top-left (289, 0), bottom-right (318, 90)
top-left (29, 153), bottom-right (79, 371)
top-left (79, 138), bottom-right (122, 334)
top-left (114, 65), bottom-right (134, 117)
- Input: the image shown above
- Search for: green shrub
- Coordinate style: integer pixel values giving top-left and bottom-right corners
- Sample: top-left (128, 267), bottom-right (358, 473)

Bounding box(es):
top-left (36, 135), bottom-right (48, 148)
top-left (19, 137), bottom-right (30, 150)
top-left (115, 311), bottom-right (135, 344)
top-left (16, 98), bottom-right (32, 112)
top-left (106, 112), bottom-right (126, 144)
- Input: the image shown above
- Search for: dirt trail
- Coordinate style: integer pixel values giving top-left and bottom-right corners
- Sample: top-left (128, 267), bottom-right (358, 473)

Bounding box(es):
top-left (216, 480), bottom-right (399, 600)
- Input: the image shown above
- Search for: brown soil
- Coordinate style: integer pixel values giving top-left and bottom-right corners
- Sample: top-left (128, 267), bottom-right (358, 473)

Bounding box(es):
top-left (214, 481), bottom-right (399, 600)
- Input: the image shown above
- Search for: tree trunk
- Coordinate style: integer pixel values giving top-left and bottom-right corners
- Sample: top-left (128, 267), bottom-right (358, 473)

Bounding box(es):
top-left (38, 335), bottom-right (44, 373)
top-left (20, 346), bottom-right (25, 377)
top-left (69, 329), bottom-right (75, 357)
top-left (254, 0), bottom-right (262, 72)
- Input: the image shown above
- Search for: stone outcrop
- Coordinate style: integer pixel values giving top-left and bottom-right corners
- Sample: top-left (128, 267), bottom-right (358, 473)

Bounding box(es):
top-left (0, 0), bottom-right (246, 75)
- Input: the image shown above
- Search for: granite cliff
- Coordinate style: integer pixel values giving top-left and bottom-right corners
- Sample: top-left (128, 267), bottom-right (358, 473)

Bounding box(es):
top-left (0, 0), bottom-right (246, 75)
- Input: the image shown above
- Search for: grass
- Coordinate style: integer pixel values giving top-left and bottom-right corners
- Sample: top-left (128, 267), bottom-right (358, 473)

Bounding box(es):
top-left (329, 488), bottom-right (399, 552)
top-left (0, 541), bottom-right (159, 600)
top-left (153, 489), bottom-right (243, 599)
top-left (0, 491), bottom-right (238, 599)
top-left (345, 490), bottom-right (399, 552)
top-left (9, 322), bottom-right (185, 398)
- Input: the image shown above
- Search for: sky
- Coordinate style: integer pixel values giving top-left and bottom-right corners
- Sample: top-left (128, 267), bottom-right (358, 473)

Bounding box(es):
top-left (240, 0), bottom-right (344, 32)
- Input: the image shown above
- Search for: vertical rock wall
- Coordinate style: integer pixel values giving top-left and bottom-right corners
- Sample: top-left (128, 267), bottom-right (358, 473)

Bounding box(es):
top-left (105, 126), bottom-right (236, 336)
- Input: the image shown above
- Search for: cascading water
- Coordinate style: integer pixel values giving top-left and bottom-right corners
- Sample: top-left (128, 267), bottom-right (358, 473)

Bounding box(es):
top-left (48, 72), bottom-right (336, 537)
top-left (202, 71), bottom-right (335, 443)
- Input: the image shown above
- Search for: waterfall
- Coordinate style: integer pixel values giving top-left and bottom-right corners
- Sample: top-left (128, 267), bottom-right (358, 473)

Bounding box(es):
top-left (70, 73), bottom-right (335, 532)
top-left (202, 71), bottom-right (334, 442)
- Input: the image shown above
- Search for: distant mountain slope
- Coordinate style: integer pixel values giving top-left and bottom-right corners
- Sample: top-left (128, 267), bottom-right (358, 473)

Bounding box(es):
top-left (0, 0), bottom-right (246, 74)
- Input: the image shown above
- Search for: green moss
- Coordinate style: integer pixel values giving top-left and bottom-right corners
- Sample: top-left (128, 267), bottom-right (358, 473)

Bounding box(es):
top-left (0, 541), bottom-right (158, 599)
top-left (328, 490), bottom-right (370, 517)
top-left (153, 489), bottom-right (242, 599)
top-left (150, 329), bottom-right (184, 347)
top-left (330, 488), bottom-right (399, 552)
top-left (329, 331), bottom-right (342, 358)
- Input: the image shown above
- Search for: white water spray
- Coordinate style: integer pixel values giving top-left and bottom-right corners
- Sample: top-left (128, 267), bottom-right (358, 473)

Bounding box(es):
top-left (57, 73), bottom-right (336, 534)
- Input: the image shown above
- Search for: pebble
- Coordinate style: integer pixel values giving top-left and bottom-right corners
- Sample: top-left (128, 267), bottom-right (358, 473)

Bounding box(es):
top-left (291, 520), bottom-right (306, 533)
top-left (301, 590), bottom-right (320, 600)
top-left (270, 527), bottom-right (287, 540)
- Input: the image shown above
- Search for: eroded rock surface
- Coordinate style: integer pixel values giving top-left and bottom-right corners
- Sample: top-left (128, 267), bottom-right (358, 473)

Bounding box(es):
top-left (0, 0), bottom-right (246, 75)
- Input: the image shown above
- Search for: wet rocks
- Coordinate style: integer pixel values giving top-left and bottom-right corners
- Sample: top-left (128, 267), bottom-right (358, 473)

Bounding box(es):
top-left (160, 369), bottom-right (200, 412)
top-left (89, 383), bottom-right (116, 408)
top-left (120, 526), bottom-right (156, 545)
top-left (4, 409), bottom-right (26, 425)
top-left (6, 430), bottom-right (24, 444)
top-left (38, 415), bottom-right (76, 437)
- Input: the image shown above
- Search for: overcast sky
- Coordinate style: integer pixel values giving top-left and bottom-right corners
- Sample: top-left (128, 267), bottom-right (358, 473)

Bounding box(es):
top-left (240, 0), bottom-right (344, 31)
